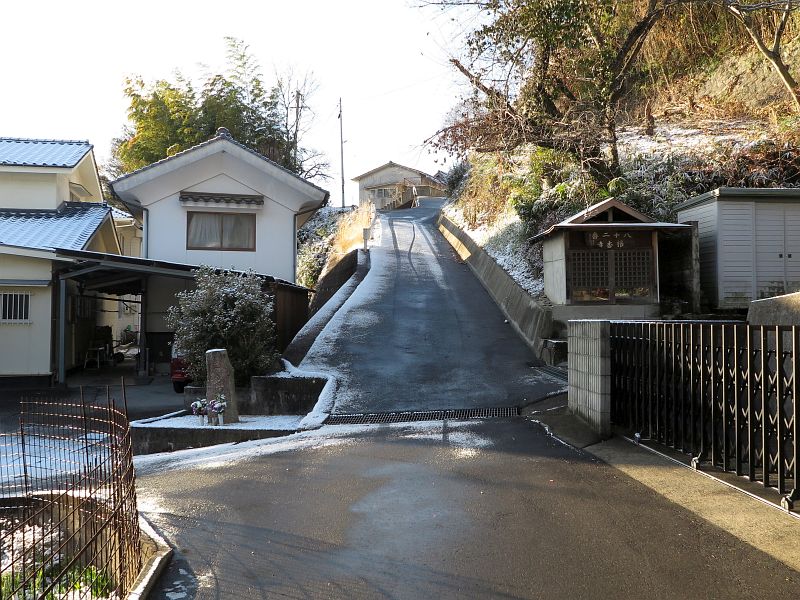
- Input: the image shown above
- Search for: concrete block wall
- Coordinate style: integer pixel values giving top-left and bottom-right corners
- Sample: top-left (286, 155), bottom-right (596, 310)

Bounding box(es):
top-left (568, 320), bottom-right (611, 438)
top-left (438, 214), bottom-right (553, 357)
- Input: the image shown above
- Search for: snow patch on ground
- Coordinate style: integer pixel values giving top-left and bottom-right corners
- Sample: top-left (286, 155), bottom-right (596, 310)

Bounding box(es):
top-left (290, 249), bottom-right (367, 342)
top-left (133, 420), bottom-right (491, 475)
top-left (617, 120), bottom-right (764, 161)
top-left (274, 360), bottom-right (338, 430)
top-left (132, 414), bottom-right (303, 431)
top-left (0, 433), bottom-right (109, 487)
top-left (443, 203), bottom-right (544, 296)
top-left (297, 217), bottom-right (392, 418)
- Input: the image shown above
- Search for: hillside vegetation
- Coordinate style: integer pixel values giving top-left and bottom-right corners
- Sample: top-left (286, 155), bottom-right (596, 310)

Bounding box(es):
top-left (436, 1), bottom-right (800, 294)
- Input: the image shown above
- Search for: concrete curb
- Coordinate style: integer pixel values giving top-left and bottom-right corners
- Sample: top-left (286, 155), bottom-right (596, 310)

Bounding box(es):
top-left (127, 515), bottom-right (173, 599)
top-left (436, 213), bottom-right (552, 358)
top-left (283, 249), bottom-right (371, 365)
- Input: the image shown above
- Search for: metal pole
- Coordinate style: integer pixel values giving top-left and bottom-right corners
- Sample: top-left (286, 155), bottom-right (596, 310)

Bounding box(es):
top-left (339, 97), bottom-right (345, 208)
top-left (58, 277), bottom-right (67, 385)
top-left (294, 89), bottom-right (301, 168)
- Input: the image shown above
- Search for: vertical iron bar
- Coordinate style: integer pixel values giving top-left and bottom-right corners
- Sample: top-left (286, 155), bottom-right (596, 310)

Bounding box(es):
top-left (762, 326), bottom-right (770, 488)
top-left (748, 325), bottom-right (756, 481)
top-left (712, 324), bottom-right (719, 468)
top-left (672, 322), bottom-right (678, 449)
top-left (790, 325), bottom-right (800, 504)
top-left (792, 326), bottom-right (799, 504)
top-left (777, 326), bottom-right (786, 494)
top-left (734, 324), bottom-right (742, 476)
top-left (19, 409), bottom-right (29, 497)
top-left (645, 323), bottom-right (653, 438)
top-left (689, 323), bottom-right (695, 454)
top-left (722, 325), bottom-right (729, 471)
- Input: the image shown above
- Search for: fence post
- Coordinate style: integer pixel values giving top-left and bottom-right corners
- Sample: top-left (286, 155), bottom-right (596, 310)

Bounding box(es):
top-left (782, 326), bottom-right (800, 511)
top-left (568, 320), bottom-right (611, 438)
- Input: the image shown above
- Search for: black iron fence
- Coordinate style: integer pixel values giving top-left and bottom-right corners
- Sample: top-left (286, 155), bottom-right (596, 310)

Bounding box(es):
top-left (0, 388), bottom-right (141, 599)
top-left (610, 321), bottom-right (798, 505)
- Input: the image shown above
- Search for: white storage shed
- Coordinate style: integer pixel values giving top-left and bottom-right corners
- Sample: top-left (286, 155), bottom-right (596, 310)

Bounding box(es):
top-left (677, 187), bottom-right (800, 309)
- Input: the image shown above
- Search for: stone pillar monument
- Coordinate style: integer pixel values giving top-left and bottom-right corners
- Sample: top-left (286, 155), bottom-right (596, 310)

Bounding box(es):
top-left (205, 349), bottom-right (240, 424)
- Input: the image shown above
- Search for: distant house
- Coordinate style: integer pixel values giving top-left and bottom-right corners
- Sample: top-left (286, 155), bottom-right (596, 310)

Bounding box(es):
top-left (0, 137), bottom-right (120, 385)
top-left (678, 187), bottom-right (800, 309)
top-left (110, 127), bottom-right (329, 283)
top-left (353, 161), bottom-right (446, 210)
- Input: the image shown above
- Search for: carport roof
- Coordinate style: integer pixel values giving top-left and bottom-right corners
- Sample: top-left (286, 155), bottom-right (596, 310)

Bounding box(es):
top-left (53, 248), bottom-right (309, 295)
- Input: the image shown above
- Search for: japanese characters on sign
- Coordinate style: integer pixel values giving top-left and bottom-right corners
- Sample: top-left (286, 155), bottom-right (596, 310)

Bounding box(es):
top-left (587, 231), bottom-right (632, 249)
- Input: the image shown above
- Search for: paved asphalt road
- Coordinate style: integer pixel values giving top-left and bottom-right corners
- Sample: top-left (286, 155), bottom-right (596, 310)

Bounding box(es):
top-left (300, 199), bottom-right (563, 413)
top-left (138, 202), bottom-right (799, 598)
top-left (140, 419), bottom-right (799, 599)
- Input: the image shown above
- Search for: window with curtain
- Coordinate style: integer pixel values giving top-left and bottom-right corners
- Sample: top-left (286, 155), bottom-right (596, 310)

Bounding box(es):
top-left (187, 212), bottom-right (256, 250)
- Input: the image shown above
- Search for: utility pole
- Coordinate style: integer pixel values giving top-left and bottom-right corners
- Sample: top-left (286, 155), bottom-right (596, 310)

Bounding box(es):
top-left (293, 90), bottom-right (301, 168)
top-left (338, 97), bottom-right (345, 208)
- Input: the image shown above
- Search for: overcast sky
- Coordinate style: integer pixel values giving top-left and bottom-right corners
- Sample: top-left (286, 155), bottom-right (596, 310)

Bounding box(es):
top-left (1, 0), bottom-right (479, 204)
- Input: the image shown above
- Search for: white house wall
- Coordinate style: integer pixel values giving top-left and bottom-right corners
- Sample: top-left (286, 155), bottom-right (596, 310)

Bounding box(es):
top-left (0, 172), bottom-right (61, 209)
top-left (0, 255), bottom-right (53, 377)
top-left (132, 152), bottom-right (302, 281)
top-left (543, 234), bottom-right (567, 304)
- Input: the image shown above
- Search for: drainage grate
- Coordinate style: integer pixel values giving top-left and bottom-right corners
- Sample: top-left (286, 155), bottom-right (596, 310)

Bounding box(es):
top-left (325, 406), bottom-right (520, 425)
top-left (537, 366), bottom-right (568, 382)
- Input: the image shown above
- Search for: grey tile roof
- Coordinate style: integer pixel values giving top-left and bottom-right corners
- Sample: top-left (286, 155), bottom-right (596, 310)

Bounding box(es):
top-left (111, 129), bottom-right (330, 199)
top-left (0, 202), bottom-right (110, 251)
top-left (0, 137), bottom-right (92, 168)
top-left (179, 191), bottom-right (264, 205)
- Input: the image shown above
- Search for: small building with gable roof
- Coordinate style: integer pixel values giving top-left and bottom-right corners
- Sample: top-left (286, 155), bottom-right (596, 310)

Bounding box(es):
top-left (532, 198), bottom-right (698, 329)
top-left (352, 161), bottom-right (445, 210)
top-left (110, 127), bottom-right (329, 283)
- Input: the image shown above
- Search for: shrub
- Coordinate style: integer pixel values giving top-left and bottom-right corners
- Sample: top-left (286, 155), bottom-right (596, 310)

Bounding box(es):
top-left (445, 160), bottom-right (470, 197)
top-left (166, 266), bottom-right (279, 386)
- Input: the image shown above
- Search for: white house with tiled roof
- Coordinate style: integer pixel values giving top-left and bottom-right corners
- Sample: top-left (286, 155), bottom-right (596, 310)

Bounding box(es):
top-left (353, 161), bottom-right (445, 210)
top-left (110, 127), bottom-right (329, 283)
top-left (0, 137), bottom-right (121, 384)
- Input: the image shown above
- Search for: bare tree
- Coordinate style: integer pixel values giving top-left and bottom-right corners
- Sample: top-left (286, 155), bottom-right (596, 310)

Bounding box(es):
top-left (717, 1), bottom-right (800, 112)
top-left (275, 68), bottom-right (331, 181)
top-left (425, 1), bottom-right (699, 185)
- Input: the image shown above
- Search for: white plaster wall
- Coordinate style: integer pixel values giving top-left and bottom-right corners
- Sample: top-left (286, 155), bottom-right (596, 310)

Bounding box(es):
top-left (115, 223), bottom-right (142, 257)
top-left (0, 256), bottom-right (53, 376)
top-left (0, 172), bottom-right (61, 209)
top-left (72, 155), bottom-right (103, 200)
top-left (1, 255), bottom-right (52, 279)
top-left (141, 153), bottom-right (300, 281)
top-left (543, 234), bottom-right (567, 304)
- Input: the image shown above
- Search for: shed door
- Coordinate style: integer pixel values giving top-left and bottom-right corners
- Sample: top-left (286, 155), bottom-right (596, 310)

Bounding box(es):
top-left (755, 203), bottom-right (786, 298)
top-left (785, 204), bottom-right (800, 293)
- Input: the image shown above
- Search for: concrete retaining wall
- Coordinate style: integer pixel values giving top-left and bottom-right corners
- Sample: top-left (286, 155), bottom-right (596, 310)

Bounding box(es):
top-left (185, 376), bottom-right (325, 416)
top-left (132, 424), bottom-right (290, 454)
top-left (250, 375), bottom-right (327, 415)
top-left (437, 214), bottom-right (553, 357)
top-left (309, 249), bottom-right (358, 316)
top-left (567, 320), bottom-right (611, 438)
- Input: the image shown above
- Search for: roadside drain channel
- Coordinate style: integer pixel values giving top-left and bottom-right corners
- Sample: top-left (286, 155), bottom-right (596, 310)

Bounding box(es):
top-left (325, 406), bottom-right (520, 425)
